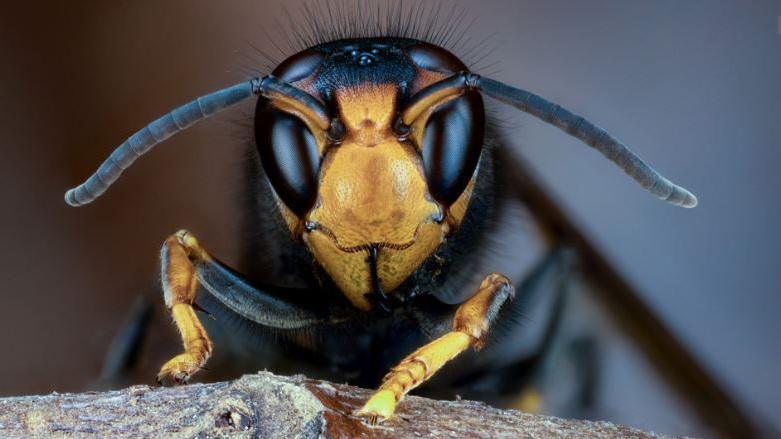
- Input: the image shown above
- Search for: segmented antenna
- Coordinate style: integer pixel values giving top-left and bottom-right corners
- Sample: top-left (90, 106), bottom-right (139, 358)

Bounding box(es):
top-left (477, 76), bottom-right (698, 208)
top-left (64, 81), bottom-right (258, 207)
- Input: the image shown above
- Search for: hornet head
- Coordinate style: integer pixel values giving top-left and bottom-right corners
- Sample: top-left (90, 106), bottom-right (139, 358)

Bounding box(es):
top-left (256, 39), bottom-right (484, 310)
top-left (65, 37), bottom-right (696, 312)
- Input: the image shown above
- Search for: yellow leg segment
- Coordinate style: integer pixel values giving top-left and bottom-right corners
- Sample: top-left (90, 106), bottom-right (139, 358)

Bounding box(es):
top-left (156, 230), bottom-right (213, 385)
top-left (357, 273), bottom-right (514, 424)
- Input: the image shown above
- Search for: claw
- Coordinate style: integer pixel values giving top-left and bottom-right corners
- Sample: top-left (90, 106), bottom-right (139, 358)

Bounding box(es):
top-left (355, 389), bottom-right (397, 425)
top-left (156, 352), bottom-right (204, 386)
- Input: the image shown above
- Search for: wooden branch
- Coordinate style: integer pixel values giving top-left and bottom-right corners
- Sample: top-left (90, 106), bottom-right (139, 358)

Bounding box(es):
top-left (0, 371), bottom-right (666, 438)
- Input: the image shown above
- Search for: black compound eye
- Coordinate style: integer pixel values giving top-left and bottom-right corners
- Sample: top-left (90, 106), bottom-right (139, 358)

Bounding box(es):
top-left (421, 91), bottom-right (485, 206)
top-left (255, 104), bottom-right (320, 216)
top-left (272, 49), bottom-right (324, 83)
top-left (407, 43), bottom-right (468, 74)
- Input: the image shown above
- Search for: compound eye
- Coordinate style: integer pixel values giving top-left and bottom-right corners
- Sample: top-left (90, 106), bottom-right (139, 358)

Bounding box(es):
top-left (421, 91), bottom-right (485, 206)
top-left (273, 49), bottom-right (324, 83)
top-left (407, 43), bottom-right (468, 74)
top-left (256, 104), bottom-right (320, 216)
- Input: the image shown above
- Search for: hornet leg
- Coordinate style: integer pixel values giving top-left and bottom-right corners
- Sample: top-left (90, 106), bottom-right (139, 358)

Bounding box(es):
top-left (356, 273), bottom-right (515, 424)
top-left (156, 229), bottom-right (329, 385)
top-left (157, 230), bottom-right (213, 384)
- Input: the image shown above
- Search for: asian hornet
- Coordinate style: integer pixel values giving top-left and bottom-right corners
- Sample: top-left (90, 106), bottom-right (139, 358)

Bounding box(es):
top-left (65, 5), bottom-right (696, 424)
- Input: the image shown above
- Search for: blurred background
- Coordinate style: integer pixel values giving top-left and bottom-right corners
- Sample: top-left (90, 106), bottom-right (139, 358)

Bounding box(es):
top-left (1, 1), bottom-right (779, 437)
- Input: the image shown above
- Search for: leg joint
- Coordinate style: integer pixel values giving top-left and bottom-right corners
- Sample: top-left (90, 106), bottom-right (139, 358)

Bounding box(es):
top-left (453, 273), bottom-right (514, 348)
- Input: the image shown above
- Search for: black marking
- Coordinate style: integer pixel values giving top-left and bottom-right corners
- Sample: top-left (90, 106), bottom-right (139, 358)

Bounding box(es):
top-left (365, 245), bottom-right (393, 314)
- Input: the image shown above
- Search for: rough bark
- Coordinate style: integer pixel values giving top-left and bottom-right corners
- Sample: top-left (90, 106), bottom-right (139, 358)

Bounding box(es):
top-left (0, 371), bottom-right (667, 438)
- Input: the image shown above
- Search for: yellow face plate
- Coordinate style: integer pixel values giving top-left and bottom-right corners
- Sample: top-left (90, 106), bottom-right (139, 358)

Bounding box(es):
top-left (274, 74), bottom-right (477, 310)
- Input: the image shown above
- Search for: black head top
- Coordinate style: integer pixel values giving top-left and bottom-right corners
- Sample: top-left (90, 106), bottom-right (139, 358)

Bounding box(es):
top-left (256, 37), bottom-right (485, 217)
top-left (272, 37), bottom-right (470, 102)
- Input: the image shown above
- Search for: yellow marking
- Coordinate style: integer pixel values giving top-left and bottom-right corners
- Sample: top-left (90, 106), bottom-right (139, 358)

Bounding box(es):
top-left (176, 230), bottom-right (211, 261)
top-left (304, 221), bottom-right (445, 311)
top-left (453, 273), bottom-right (513, 347)
top-left (163, 238), bottom-right (197, 307)
top-left (374, 222), bottom-right (443, 289)
top-left (358, 389), bottom-right (397, 422)
top-left (335, 84), bottom-right (396, 143)
top-left (157, 230), bottom-right (213, 384)
top-left (357, 273), bottom-right (513, 423)
top-left (447, 175), bottom-right (476, 229)
top-left (277, 81), bottom-right (477, 309)
top-left (267, 99), bottom-right (331, 156)
top-left (303, 231), bottom-right (372, 310)
top-left (406, 72), bottom-right (476, 230)
top-left (357, 332), bottom-right (473, 423)
top-left (171, 304), bottom-right (210, 355)
top-left (157, 303), bottom-right (212, 383)
top-left (309, 140), bottom-right (439, 247)
top-left (303, 83), bottom-right (450, 307)
top-left (403, 87), bottom-right (462, 126)
top-left (267, 90), bottom-right (330, 131)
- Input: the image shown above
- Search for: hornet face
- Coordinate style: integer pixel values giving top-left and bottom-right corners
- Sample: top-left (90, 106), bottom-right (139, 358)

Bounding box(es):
top-left (63, 13), bottom-right (697, 423)
top-left (256, 39), bottom-right (485, 310)
top-left (65, 37), bottom-right (696, 312)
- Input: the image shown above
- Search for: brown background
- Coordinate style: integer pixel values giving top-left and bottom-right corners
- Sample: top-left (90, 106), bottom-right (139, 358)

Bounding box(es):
top-left (1, 0), bottom-right (779, 434)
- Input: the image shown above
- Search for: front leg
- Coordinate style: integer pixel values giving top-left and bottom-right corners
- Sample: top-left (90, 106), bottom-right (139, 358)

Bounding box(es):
top-left (156, 229), bottom-right (330, 384)
top-left (157, 230), bottom-right (213, 384)
top-left (356, 273), bottom-right (515, 424)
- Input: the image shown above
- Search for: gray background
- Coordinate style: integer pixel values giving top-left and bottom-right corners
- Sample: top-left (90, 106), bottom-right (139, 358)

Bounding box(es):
top-left (490, 1), bottom-right (781, 426)
top-left (0, 0), bottom-right (778, 433)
